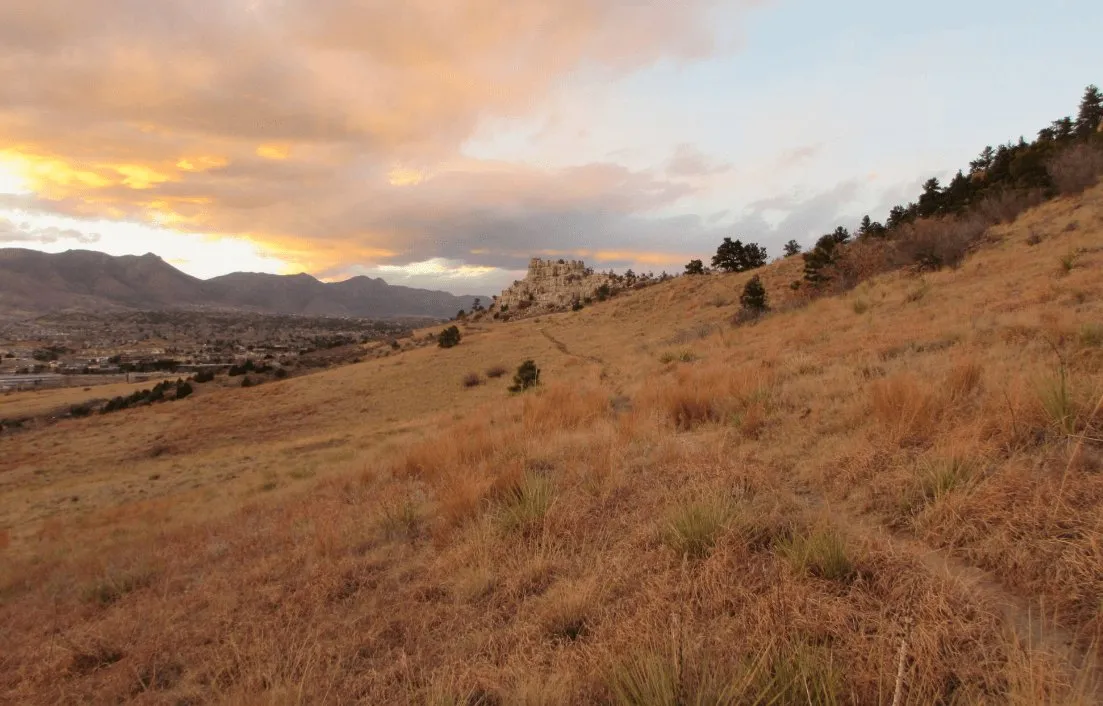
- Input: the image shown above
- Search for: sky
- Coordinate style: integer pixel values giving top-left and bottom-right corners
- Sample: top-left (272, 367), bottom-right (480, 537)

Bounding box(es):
top-left (1, 0), bottom-right (1101, 295)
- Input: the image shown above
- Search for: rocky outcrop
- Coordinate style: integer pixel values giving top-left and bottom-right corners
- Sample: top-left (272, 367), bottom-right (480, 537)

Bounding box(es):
top-left (494, 258), bottom-right (614, 314)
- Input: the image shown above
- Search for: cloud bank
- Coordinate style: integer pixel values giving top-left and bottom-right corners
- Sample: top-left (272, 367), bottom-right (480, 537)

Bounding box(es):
top-left (0, 0), bottom-right (767, 280)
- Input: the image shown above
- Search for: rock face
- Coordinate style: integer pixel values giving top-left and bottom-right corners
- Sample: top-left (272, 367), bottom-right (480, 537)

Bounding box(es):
top-left (495, 258), bottom-right (614, 313)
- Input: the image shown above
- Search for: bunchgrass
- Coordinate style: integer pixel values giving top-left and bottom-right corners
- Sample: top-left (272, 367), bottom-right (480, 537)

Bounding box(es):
top-left (661, 499), bottom-right (733, 559)
top-left (777, 528), bottom-right (854, 582)
top-left (495, 472), bottom-right (554, 536)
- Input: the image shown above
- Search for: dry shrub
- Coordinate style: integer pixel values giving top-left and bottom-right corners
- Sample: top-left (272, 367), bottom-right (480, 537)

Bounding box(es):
top-left (832, 237), bottom-right (892, 290)
top-left (891, 216), bottom-right (989, 270)
top-left (975, 188), bottom-right (1045, 225)
top-left (462, 372), bottom-right (483, 388)
top-left (1047, 143), bottom-right (1103, 195)
top-left (485, 365), bottom-right (508, 379)
top-left (944, 358), bottom-right (984, 406)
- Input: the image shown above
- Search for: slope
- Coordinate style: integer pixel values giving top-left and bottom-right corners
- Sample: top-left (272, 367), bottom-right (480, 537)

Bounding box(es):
top-left (1, 185), bottom-right (1102, 704)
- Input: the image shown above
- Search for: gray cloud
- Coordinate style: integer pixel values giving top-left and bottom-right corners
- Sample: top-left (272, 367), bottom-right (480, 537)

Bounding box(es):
top-left (666, 143), bottom-right (734, 178)
top-left (0, 217), bottom-right (100, 245)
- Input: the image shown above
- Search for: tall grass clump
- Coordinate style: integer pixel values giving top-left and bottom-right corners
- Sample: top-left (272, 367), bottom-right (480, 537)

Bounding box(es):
top-left (661, 499), bottom-right (733, 559)
top-left (608, 639), bottom-right (845, 706)
top-left (1037, 365), bottom-right (1078, 437)
top-left (777, 527), bottom-right (854, 582)
top-left (378, 496), bottom-right (423, 541)
top-left (494, 472), bottom-right (554, 536)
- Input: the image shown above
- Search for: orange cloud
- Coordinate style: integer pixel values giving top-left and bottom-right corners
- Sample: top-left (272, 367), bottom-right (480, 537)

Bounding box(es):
top-left (0, 0), bottom-right (760, 275)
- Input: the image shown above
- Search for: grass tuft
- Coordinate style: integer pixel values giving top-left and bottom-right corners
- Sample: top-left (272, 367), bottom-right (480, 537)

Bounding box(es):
top-left (659, 349), bottom-right (698, 364)
top-left (661, 499), bottom-right (733, 559)
top-left (777, 527), bottom-right (854, 582)
top-left (494, 472), bottom-right (554, 536)
top-left (378, 496), bottom-right (423, 541)
top-left (1037, 365), bottom-right (1078, 437)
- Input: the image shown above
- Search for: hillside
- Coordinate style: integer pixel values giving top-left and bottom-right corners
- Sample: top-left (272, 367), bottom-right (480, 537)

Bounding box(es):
top-left (0, 248), bottom-right (483, 320)
top-left (1, 186), bottom-right (1102, 703)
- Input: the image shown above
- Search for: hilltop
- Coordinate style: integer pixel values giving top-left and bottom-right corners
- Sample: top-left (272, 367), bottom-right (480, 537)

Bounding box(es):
top-left (0, 248), bottom-right (484, 320)
top-left (1, 181), bottom-right (1101, 703)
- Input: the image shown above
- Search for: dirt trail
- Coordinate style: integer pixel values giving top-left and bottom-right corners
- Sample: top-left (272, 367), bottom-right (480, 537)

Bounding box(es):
top-left (791, 484), bottom-right (1101, 698)
top-left (539, 327), bottom-right (605, 366)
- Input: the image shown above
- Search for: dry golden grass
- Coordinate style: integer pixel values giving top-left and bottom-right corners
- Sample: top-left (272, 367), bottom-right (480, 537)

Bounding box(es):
top-left (2, 185), bottom-right (1103, 703)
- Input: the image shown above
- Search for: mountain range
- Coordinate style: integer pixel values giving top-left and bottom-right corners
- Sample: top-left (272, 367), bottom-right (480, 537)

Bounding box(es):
top-left (0, 248), bottom-right (484, 320)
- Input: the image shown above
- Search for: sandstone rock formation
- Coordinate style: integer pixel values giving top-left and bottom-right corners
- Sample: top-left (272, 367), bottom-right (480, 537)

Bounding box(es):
top-left (494, 258), bottom-right (614, 314)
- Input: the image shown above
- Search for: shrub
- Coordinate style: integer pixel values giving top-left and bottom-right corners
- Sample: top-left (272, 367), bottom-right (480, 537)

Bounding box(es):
top-left (684, 259), bottom-right (705, 275)
top-left (273, 368), bottom-right (288, 379)
top-left (175, 382), bottom-right (193, 400)
top-left (241, 376), bottom-right (254, 388)
top-left (485, 365), bottom-right (508, 379)
top-left (783, 239), bottom-right (802, 257)
top-left (438, 325), bottom-right (462, 348)
top-left (509, 360), bottom-right (540, 393)
top-left (891, 216), bottom-right (986, 270)
top-left (596, 284), bottom-right (612, 301)
top-left (1046, 143), bottom-right (1103, 194)
top-left (462, 372), bottom-right (483, 388)
top-left (69, 404), bottom-right (93, 418)
top-left (192, 369), bottom-right (216, 383)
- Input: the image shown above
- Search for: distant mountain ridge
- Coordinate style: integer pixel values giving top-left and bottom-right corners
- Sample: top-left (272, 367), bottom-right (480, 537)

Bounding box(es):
top-left (0, 248), bottom-right (483, 320)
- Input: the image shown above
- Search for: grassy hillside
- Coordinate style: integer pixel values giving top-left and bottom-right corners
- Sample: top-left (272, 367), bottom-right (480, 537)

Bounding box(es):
top-left (2, 186), bottom-right (1102, 704)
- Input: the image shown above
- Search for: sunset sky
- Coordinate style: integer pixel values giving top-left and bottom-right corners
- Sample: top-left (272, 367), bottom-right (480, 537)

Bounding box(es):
top-left (1, 0), bottom-right (1101, 294)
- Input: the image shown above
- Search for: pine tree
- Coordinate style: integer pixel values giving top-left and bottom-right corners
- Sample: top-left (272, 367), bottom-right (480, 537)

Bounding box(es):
top-left (684, 259), bottom-right (705, 275)
top-left (1074, 85), bottom-right (1103, 139)
top-left (711, 237), bottom-right (745, 272)
top-left (857, 215), bottom-right (872, 236)
top-left (1053, 117), bottom-right (1075, 142)
top-left (783, 240), bottom-right (802, 257)
top-left (969, 146), bottom-right (995, 174)
top-left (917, 177), bottom-right (943, 218)
top-left (711, 238), bottom-right (768, 272)
top-left (739, 275), bottom-right (768, 314)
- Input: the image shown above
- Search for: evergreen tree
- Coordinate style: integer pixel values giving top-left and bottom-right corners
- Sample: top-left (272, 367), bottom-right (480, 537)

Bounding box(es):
top-left (969, 146), bottom-right (995, 174)
top-left (684, 259), bottom-right (705, 275)
top-left (783, 239), bottom-right (802, 257)
top-left (739, 275), bottom-right (768, 314)
top-left (711, 237), bottom-right (745, 272)
top-left (943, 170), bottom-right (973, 213)
top-left (917, 177), bottom-right (944, 218)
top-left (711, 238), bottom-right (768, 272)
top-left (1075, 85), bottom-right (1103, 139)
top-left (1053, 117), bottom-right (1076, 142)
